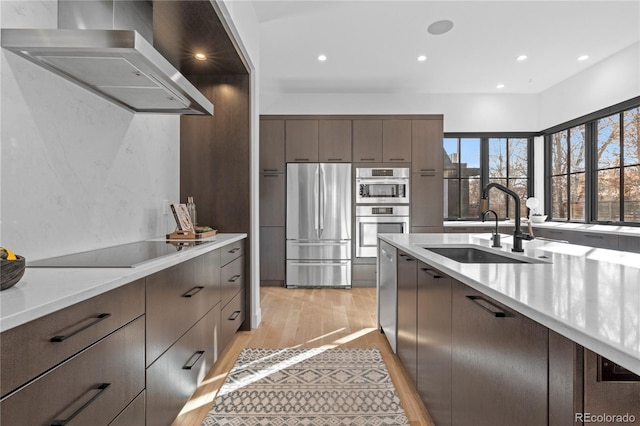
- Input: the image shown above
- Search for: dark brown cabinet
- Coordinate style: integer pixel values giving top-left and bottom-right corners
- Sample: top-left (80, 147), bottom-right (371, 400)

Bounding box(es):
top-left (221, 290), bottom-right (245, 349)
top-left (0, 280), bottom-right (145, 398)
top-left (619, 235), bottom-right (640, 253)
top-left (260, 172), bottom-right (285, 227)
top-left (1, 316), bottom-right (145, 426)
top-left (548, 330), bottom-right (584, 426)
top-left (286, 120), bottom-right (319, 163)
top-left (260, 226), bottom-right (285, 285)
top-left (411, 172), bottom-right (444, 228)
top-left (397, 250), bottom-right (418, 385)
top-left (146, 306), bottom-right (218, 426)
top-left (319, 119), bottom-right (352, 162)
top-left (451, 280), bottom-right (548, 426)
top-left (412, 119), bottom-right (443, 173)
top-left (353, 119), bottom-right (383, 162)
top-left (417, 263), bottom-right (452, 426)
top-left (260, 119), bottom-right (285, 172)
top-left (382, 119), bottom-right (412, 162)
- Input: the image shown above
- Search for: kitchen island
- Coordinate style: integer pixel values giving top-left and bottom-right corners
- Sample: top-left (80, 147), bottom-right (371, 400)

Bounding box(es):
top-left (379, 232), bottom-right (640, 426)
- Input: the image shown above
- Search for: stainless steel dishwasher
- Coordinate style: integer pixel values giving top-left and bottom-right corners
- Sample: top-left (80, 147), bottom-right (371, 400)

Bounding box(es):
top-left (378, 240), bottom-right (398, 353)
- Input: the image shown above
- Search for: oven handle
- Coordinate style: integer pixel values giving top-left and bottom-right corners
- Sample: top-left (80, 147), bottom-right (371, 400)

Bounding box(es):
top-left (356, 178), bottom-right (409, 185)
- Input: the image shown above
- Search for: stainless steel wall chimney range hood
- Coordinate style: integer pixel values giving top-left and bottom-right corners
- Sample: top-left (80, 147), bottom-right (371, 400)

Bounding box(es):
top-left (1, 0), bottom-right (213, 115)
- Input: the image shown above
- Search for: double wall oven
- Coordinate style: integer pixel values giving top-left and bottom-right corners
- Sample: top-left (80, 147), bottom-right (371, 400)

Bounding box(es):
top-left (355, 167), bottom-right (410, 258)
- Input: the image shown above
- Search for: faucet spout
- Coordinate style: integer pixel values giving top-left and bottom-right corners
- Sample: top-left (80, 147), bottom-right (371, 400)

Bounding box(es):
top-left (480, 182), bottom-right (532, 252)
top-left (483, 210), bottom-right (501, 248)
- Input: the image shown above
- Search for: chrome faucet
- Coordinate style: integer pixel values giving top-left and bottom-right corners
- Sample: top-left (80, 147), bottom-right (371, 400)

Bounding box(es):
top-left (480, 182), bottom-right (532, 252)
top-left (483, 210), bottom-right (501, 248)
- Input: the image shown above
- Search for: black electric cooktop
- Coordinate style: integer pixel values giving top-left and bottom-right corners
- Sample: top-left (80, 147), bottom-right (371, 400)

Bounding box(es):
top-left (27, 240), bottom-right (213, 268)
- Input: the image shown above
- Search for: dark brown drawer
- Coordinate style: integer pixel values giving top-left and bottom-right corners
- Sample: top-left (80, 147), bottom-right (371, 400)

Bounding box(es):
top-left (146, 258), bottom-right (215, 366)
top-left (1, 280), bottom-right (145, 397)
top-left (1, 316), bottom-right (145, 426)
top-left (109, 390), bottom-right (145, 426)
top-left (221, 255), bottom-right (244, 308)
top-left (221, 290), bottom-right (245, 349)
top-left (221, 239), bottom-right (245, 266)
top-left (194, 249), bottom-right (221, 310)
top-left (146, 305), bottom-right (218, 426)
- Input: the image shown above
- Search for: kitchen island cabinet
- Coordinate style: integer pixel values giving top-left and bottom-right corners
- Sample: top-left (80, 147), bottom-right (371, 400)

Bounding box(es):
top-left (378, 233), bottom-right (640, 425)
top-left (451, 280), bottom-right (548, 426)
top-left (397, 250), bottom-right (418, 384)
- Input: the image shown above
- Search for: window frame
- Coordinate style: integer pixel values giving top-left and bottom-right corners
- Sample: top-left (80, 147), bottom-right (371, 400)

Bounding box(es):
top-left (543, 97), bottom-right (640, 226)
top-left (443, 133), bottom-right (535, 221)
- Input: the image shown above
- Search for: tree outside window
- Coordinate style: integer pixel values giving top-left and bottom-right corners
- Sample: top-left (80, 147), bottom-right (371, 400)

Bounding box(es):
top-left (488, 138), bottom-right (529, 219)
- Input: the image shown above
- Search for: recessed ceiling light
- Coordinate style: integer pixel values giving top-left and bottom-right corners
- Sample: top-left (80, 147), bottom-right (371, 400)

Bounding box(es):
top-left (194, 52), bottom-right (207, 61)
top-left (427, 20), bottom-right (454, 35)
top-left (516, 55), bottom-right (528, 61)
top-left (318, 54), bottom-right (327, 62)
top-left (578, 55), bottom-right (589, 61)
top-left (496, 84), bottom-right (505, 89)
top-left (417, 55), bottom-right (427, 62)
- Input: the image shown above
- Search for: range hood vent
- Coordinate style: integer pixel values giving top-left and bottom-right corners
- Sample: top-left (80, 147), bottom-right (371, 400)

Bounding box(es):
top-left (1, 2), bottom-right (213, 115)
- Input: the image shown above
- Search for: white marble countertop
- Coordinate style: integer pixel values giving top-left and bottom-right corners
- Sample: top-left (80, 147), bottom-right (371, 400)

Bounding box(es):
top-left (378, 232), bottom-right (640, 376)
top-left (0, 234), bottom-right (247, 332)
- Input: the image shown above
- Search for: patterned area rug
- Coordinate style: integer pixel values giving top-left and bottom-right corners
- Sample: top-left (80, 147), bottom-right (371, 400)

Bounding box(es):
top-left (202, 347), bottom-right (410, 425)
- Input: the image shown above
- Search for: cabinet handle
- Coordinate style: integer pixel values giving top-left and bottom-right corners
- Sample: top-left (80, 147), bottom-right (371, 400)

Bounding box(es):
top-left (183, 350), bottom-right (205, 370)
top-left (584, 234), bottom-right (604, 239)
top-left (420, 173), bottom-right (436, 177)
top-left (549, 230), bottom-right (562, 234)
top-left (398, 254), bottom-right (414, 261)
top-left (263, 174), bottom-right (279, 177)
top-left (51, 383), bottom-right (111, 425)
top-left (228, 310), bottom-right (241, 321)
top-left (420, 168), bottom-right (436, 172)
top-left (229, 248), bottom-right (241, 253)
top-left (360, 158), bottom-right (375, 161)
top-left (294, 158), bottom-right (310, 161)
top-left (389, 158), bottom-right (405, 161)
top-left (182, 286), bottom-right (204, 298)
top-left (421, 268), bottom-right (442, 278)
top-left (50, 313), bottom-right (111, 342)
top-left (228, 274), bottom-right (241, 282)
top-left (466, 295), bottom-right (507, 317)
top-left (327, 158), bottom-right (342, 161)
top-left (263, 168), bottom-right (278, 172)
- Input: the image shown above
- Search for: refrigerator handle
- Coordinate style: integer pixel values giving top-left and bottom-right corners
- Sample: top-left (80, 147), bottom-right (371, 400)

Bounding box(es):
top-left (314, 166), bottom-right (320, 235)
top-left (319, 165), bottom-right (326, 232)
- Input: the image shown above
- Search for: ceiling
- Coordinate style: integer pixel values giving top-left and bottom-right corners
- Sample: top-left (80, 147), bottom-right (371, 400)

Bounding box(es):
top-left (251, 0), bottom-right (640, 95)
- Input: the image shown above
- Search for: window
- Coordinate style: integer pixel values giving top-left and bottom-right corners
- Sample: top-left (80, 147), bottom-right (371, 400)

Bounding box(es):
top-left (549, 125), bottom-right (586, 221)
top-left (546, 102), bottom-right (640, 225)
top-left (444, 136), bottom-right (532, 220)
top-left (444, 138), bottom-right (481, 219)
top-left (488, 138), bottom-right (529, 219)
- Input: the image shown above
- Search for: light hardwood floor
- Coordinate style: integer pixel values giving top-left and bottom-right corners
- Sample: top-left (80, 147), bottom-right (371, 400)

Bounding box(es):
top-left (173, 287), bottom-right (434, 426)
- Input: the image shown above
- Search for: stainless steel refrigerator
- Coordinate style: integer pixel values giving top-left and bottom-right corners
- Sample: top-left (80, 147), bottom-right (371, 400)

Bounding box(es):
top-left (286, 163), bottom-right (352, 288)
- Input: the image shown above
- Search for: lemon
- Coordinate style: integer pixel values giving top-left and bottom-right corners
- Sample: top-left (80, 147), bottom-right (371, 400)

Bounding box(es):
top-left (0, 247), bottom-right (17, 260)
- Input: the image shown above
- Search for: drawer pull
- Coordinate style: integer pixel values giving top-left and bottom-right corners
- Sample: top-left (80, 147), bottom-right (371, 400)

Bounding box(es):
top-left (420, 168), bottom-right (436, 172)
top-left (182, 286), bottom-right (204, 298)
top-left (466, 295), bottom-right (507, 318)
top-left (585, 234), bottom-right (604, 239)
top-left (398, 254), bottom-right (414, 261)
top-left (228, 310), bottom-right (241, 321)
top-left (51, 383), bottom-right (111, 425)
top-left (389, 158), bottom-right (405, 161)
top-left (328, 158), bottom-right (342, 161)
top-left (228, 274), bottom-right (241, 282)
top-left (421, 173), bottom-right (436, 177)
top-left (421, 268), bottom-right (442, 278)
top-left (229, 248), bottom-right (241, 253)
top-left (50, 313), bottom-right (111, 343)
top-left (263, 168), bottom-right (279, 172)
top-left (263, 174), bottom-right (279, 177)
top-left (294, 158), bottom-right (310, 162)
top-left (360, 158), bottom-right (375, 161)
top-left (183, 350), bottom-right (205, 370)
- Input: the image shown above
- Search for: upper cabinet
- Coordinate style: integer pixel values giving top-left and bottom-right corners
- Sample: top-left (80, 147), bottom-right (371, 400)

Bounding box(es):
top-left (353, 119), bottom-right (383, 162)
top-left (285, 120), bottom-right (319, 163)
top-left (382, 119), bottom-right (412, 162)
top-left (260, 120), bottom-right (285, 172)
top-left (412, 119), bottom-right (443, 173)
top-left (319, 120), bottom-right (352, 162)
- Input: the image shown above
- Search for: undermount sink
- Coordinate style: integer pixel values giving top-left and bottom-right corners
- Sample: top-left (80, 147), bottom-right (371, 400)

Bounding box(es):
top-left (422, 246), bottom-right (548, 264)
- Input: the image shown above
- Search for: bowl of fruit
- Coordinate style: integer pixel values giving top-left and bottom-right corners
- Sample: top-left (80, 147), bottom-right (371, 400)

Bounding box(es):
top-left (1, 247), bottom-right (25, 291)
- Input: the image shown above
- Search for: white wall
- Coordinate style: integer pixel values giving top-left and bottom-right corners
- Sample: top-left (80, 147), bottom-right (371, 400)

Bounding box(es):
top-left (539, 42), bottom-right (640, 130)
top-left (1, 1), bottom-right (180, 260)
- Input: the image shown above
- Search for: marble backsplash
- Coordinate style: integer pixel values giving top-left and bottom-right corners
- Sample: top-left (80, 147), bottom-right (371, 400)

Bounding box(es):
top-left (1, 1), bottom-right (181, 260)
